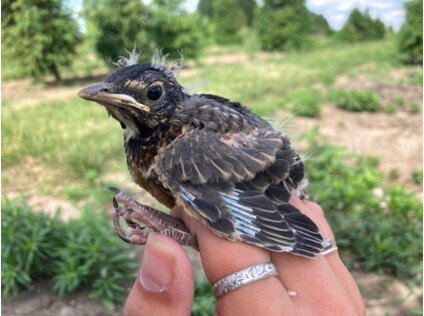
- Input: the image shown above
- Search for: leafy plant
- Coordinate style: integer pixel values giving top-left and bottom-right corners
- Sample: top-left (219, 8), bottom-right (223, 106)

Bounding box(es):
top-left (398, 0), bottom-right (423, 64)
top-left (409, 102), bottom-right (421, 114)
top-left (291, 89), bottom-right (321, 117)
top-left (192, 273), bottom-right (215, 315)
top-left (412, 168), bottom-right (423, 185)
top-left (1, 197), bottom-right (138, 309)
top-left (1, 197), bottom-right (65, 296)
top-left (337, 8), bottom-right (385, 42)
top-left (303, 128), bottom-right (423, 280)
top-left (329, 89), bottom-right (380, 112)
top-left (254, 0), bottom-right (313, 51)
top-left (384, 96), bottom-right (405, 113)
top-left (388, 168), bottom-right (400, 180)
top-left (2, 0), bottom-right (80, 81)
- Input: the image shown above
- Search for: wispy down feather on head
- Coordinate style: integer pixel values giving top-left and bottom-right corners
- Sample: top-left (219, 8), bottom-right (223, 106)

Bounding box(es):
top-left (114, 48), bottom-right (141, 68)
top-left (115, 48), bottom-right (184, 81)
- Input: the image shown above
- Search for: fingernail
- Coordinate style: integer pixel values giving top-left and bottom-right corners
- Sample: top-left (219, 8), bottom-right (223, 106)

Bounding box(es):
top-left (140, 234), bottom-right (175, 292)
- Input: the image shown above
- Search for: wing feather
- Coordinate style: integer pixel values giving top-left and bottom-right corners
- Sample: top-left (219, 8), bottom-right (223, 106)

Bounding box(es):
top-left (153, 102), bottom-right (324, 257)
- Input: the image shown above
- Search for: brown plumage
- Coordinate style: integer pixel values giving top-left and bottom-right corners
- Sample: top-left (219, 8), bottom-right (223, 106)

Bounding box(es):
top-left (78, 55), bottom-right (331, 258)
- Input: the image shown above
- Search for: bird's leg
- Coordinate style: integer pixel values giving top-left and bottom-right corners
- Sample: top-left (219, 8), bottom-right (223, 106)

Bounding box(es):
top-left (110, 188), bottom-right (198, 250)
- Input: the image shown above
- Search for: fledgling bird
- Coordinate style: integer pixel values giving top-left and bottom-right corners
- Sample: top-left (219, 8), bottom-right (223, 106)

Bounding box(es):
top-left (78, 52), bottom-right (331, 258)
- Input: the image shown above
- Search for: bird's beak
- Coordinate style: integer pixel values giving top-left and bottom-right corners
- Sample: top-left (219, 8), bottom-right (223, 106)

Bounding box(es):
top-left (78, 83), bottom-right (150, 113)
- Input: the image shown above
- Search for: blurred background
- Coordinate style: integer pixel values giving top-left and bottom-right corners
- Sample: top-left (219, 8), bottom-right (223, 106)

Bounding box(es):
top-left (1, 0), bottom-right (422, 315)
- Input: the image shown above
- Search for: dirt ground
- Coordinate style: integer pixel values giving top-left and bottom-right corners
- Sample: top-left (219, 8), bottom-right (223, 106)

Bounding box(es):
top-left (2, 61), bottom-right (422, 314)
top-left (2, 261), bottom-right (421, 316)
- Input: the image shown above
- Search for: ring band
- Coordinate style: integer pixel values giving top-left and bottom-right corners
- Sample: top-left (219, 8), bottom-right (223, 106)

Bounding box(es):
top-left (322, 246), bottom-right (338, 256)
top-left (212, 263), bottom-right (277, 298)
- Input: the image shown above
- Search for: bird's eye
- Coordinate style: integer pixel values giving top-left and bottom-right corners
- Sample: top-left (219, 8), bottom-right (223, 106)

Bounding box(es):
top-left (147, 85), bottom-right (163, 101)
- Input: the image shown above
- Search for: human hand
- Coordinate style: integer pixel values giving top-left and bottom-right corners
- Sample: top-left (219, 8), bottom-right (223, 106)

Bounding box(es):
top-left (124, 197), bottom-right (365, 315)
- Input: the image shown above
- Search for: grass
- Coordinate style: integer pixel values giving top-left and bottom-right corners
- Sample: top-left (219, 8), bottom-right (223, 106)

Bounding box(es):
top-left (328, 89), bottom-right (381, 112)
top-left (290, 89), bottom-right (322, 117)
top-left (180, 40), bottom-right (398, 116)
top-left (2, 97), bottom-right (124, 177)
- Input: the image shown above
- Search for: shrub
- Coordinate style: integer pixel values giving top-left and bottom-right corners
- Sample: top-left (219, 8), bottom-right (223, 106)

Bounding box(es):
top-left (291, 89), bottom-right (321, 117)
top-left (254, 1), bottom-right (313, 51)
top-left (303, 128), bottom-right (423, 280)
top-left (1, 197), bottom-right (138, 309)
top-left (329, 89), bottom-right (380, 112)
top-left (2, 197), bottom-right (65, 296)
top-left (398, 0), bottom-right (423, 64)
top-left (409, 102), bottom-right (421, 114)
top-left (412, 168), bottom-right (423, 185)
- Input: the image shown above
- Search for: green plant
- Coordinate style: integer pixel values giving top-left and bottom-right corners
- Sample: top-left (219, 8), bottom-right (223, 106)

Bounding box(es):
top-left (1, 197), bottom-right (138, 309)
top-left (388, 168), bottom-right (400, 180)
top-left (254, 0), bottom-right (313, 51)
top-left (398, 0), bottom-right (423, 64)
top-left (2, 0), bottom-right (80, 81)
top-left (410, 69), bottom-right (423, 85)
top-left (1, 197), bottom-right (65, 296)
top-left (412, 168), bottom-right (423, 185)
top-left (384, 96), bottom-right (405, 113)
top-left (290, 89), bottom-right (321, 117)
top-left (337, 8), bottom-right (385, 42)
top-left (409, 103), bottom-right (421, 114)
top-left (303, 128), bottom-right (422, 280)
top-left (329, 89), bottom-right (380, 112)
top-left (192, 273), bottom-right (215, 315)
top-left (52, 207), bottom-right (138, 309)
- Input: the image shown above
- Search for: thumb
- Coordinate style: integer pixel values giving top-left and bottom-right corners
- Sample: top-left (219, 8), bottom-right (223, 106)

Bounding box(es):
top-left (124, 234), bottom-right (194, 316)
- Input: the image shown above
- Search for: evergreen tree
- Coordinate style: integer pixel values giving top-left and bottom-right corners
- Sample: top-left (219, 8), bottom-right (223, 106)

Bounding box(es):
top-left (311, 13), bottom-right (332, 35)
top-left (2, 0), bottom-right (80, 81)
top-left (147, 0), bottom-right (206, 59)
top-left (398, 0), bottom-right (422, 64)
top-left (255, 0), bottom-right (313, 51)
top-left (84, 0), bottom-right (205, 64)
top-left (197, 0), bottom-right (256, 43)
top-left (197, 0), bottom-right (213, 17)
top-left (211, 0), bottom-right (247, 44)
top-left (83, 0), bottom-right (151, 66)
top-left (338, 9), bottom-right (385, 42)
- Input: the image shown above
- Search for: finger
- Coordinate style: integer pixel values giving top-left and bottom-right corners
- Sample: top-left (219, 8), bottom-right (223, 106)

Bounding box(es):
top-left (173, 206), bottom-right (296, 315)
top-left (124, 234), bottom-right (194, 316)
top-left (284, 197), bottom-right (365, 314)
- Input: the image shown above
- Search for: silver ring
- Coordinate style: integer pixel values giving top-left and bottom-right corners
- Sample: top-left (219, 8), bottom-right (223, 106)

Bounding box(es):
top-left (212, 263), bottom-right (277, 298)
top-left (322, 246), bottom-right (338, 256)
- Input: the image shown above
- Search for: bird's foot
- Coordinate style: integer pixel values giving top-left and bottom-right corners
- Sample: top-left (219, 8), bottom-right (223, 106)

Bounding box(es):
top-left (109, 187), bottom-right (198, 250)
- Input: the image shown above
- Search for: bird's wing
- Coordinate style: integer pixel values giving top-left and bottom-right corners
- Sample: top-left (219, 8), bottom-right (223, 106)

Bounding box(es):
top-left (153, 127), bottom-right (324, 257)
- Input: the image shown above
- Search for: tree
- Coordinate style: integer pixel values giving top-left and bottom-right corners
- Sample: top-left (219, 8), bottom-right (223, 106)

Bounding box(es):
top-left (338, 8), bottom-right (385, 42)
top-left (2, 0), bottom-right (80, 81)
top-left (197, 0), bottom-right (256, 43)
top-left (83, 0), bottom-right (152, 67)
top-left (311, 13), bottom-right (332, 35)
top-left (211, 0), bottom-right (247, 44)
top-left (197, 0), bottom-right (213, 17)
top-left (84, 0), bottom-right (206, 65)
top-left (398, 0), bottom-right (422, 64)
top-left (147, 0), bottom-right (206, 59)
top-left (254, 0), bottom-right (313, 51)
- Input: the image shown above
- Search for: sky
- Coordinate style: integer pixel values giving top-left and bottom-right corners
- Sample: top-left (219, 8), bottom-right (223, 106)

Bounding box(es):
top-left (67, 0), bottom-right (407, 31)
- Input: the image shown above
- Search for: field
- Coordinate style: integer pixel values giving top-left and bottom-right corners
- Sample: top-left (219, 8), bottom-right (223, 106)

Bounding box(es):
top-left (2, 39), bottom-right (423, 315)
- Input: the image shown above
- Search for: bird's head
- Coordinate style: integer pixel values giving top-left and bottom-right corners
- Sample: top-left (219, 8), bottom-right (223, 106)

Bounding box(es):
top-left (78, 54), bottom-right (186, 138)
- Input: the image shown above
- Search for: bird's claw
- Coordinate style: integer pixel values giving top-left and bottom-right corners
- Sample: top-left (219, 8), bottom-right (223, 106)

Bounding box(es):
top-left (110, 188), bottom-right (198, 249)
